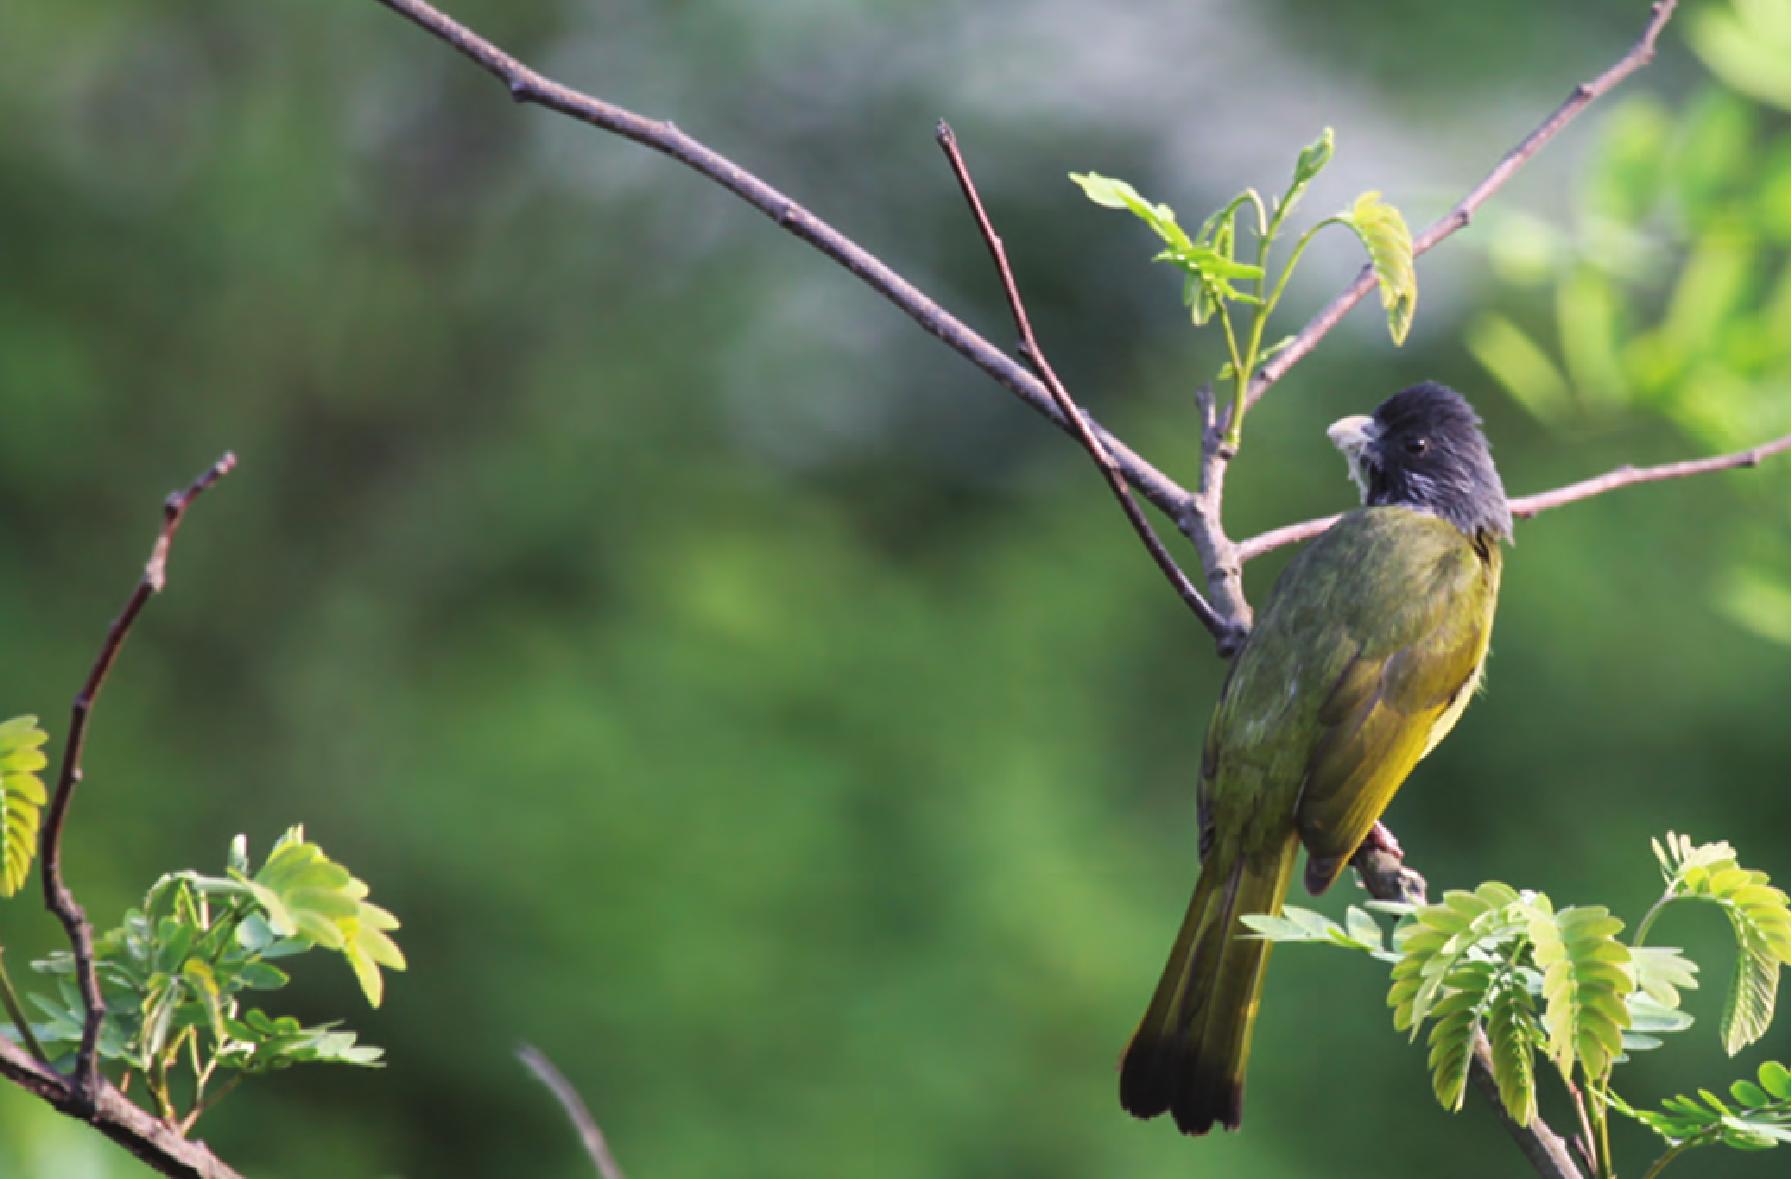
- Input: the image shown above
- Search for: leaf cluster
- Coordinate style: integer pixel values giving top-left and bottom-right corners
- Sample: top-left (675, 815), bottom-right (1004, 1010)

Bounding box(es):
top-left (1247, 833), bottom-right (1790, 1179)
top-left (1070, 129), bottom-right (1418, 448)
top-left (12, 826), bottom-right (402, 1133)
top-left (1609, 1060), bottom-right (1792, 1154)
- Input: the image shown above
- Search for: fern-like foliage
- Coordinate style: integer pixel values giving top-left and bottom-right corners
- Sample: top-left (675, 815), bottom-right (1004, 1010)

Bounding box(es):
top-left (1485, 971), bottom-right (1540, 1125)
top-left (1611, 1060), bottom-right (1792, 1153)
top-left (1650, 832), bottom-right (1792, 1054)
top-left (1424, 960), bottom-right (1495, 1112)
top-left (1388, 882), bottom-right (1525, 1034)
top-left (1248, 832), bottom-right (1791, 1177)
top-left (1527, 898), bottom-right (1634, 1080)
top-left (0, 715), bottom-right (50, 898)
top-left (233, 826), bottom-right (407, 1008)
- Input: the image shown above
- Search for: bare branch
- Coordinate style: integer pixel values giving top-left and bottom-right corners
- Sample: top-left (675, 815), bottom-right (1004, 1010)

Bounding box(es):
top-left (519, 1044), bottom-right (627, 1179)
top-left (39, 453), bottom-right (236, 1103)
top-left (1235, 434), bottom-right (1790, 564)
top-left (1245, 0), bottom-right (1680, 411)
top-left (1510, 434), bottom-right (1791, 518)
top-left (936, 123), bottom-right (1238, 644)
top-left (367, 0), bottom-right (1199, 537)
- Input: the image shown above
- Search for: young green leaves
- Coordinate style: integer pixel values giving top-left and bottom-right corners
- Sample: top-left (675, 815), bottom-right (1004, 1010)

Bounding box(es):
top-left (1066, 172), bottom-right (1265, 324)
top-left (1336, 191), bottom-right (1418, 345)
top-left (0, 715), bottom-right (49, 898)
top-left (1646, 831), bottom-right (1792, 1054)
top-left (236, 827), bottom-right (407, 1008)
top-left (1610, 1061), bottom-right (1792, 1155)
top-left (1249, 833), bottom-right (1791, 1178)
top-left (18, 829), bottom-right (402, 1134)
top-left (1071, 128), bottom-right (1417, 446)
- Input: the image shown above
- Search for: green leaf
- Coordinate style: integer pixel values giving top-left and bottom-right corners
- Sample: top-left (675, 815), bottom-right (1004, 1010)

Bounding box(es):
top-left (1486, 974), bottom-right (1539, 1125)
top-left (1388, 882), bottom-right (1526, 1034)
top-left (246, 827), bottom-right (406, 1007)
top-left (218, 1009), bottom-right (385, 1073)
top-left (1759, 1061), bottom-right (1791, 1100)
top-left (1651, 831), bottom-right (1792, 1055)
top-left (0, 716), bottom-right (51, 898)
top-left (1526, 898), bottom-right (1634, 1080)
top-left (1069, 173), bottom-right (1192, 251)
top-left (1344, 906), bottom-right (1386, 955)
top-left (1632, 945), bottom-right (1701, 1008)
top-left (1611, 1060), bottom-right (1792, 1154)
top-left (1240, 904), bottom-right (1391, 959)
top-left (1426, 962), bottom-right (1495, 1112)
top-left (1337, 191), bottom-right (1418, 345)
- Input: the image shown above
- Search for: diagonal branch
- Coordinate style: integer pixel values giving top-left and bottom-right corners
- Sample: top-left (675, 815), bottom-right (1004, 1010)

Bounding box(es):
top-left (1234, 434), bottom-right (1790, 564)
top-left (1245, 0), bottom-right (1679, 411)
top-left (39, 454), bottom-right (236, 1104)
top-left (371, 0), bottom-right (1689, 649)
top-left (936, 122), bottom-right (1237, 645)
top-left (368, 0), bottom-right (1199, 539)
top-left (519, 1044), bottom-right (628, 1179)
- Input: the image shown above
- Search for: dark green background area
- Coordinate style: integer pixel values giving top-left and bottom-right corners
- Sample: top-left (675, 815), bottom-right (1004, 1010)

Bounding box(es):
top-left (0, 1), bottom-right (1785, 1176)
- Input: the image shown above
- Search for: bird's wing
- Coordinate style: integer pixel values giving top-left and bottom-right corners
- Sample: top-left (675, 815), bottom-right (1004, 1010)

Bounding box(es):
top-left (1291, 518), bottom-right (1494, 892)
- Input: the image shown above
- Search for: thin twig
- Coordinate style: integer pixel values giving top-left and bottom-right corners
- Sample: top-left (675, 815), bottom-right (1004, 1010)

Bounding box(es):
top-left (936, 122), bottom-right (1235, 644)
top-left (1246, 0), bottom-right (1679, 411)
top-left (1510, 434), bottom-right (1791, 518)
top-left (367, 0), bottom-right (1200, 539)
top-left (518, 1043), bottom-right (627, 1179)
top-left (0, 947), bottom-right (49, 1064)
top-left (1233, 434), bottom-right (1791, 564)
top-left (39, 453), bottom-right (236, 1104)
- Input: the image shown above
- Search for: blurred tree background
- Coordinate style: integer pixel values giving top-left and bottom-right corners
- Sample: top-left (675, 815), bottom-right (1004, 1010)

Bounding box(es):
top-left (0, 0), bottom-right (1784, 1175)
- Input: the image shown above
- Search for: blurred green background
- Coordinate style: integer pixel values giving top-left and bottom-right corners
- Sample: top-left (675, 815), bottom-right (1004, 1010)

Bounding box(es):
top-left (0, 0), bottom-right (1785, 1176)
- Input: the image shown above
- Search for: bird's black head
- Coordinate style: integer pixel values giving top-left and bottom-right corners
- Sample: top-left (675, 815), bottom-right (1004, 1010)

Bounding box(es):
top-left (1327, 381), bottom-right (1512, 541)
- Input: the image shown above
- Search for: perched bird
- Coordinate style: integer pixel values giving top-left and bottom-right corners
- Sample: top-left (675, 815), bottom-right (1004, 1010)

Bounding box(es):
top-left (1119, 381), bottom-right (1512, 1135)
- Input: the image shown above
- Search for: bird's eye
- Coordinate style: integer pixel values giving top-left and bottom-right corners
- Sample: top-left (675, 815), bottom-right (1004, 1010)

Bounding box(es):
top-left (1405, 436), bottom-right (1430, 456)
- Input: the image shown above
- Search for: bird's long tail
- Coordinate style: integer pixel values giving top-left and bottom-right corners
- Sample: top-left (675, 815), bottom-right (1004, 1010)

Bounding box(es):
top-left (1118, 831), bottom-right (1299, 1134)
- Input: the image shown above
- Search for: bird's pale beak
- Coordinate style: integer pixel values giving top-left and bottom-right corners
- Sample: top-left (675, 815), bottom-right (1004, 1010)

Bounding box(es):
top-left (1327, 414), bottom-right (1379, 500)
top-left (1326, 414), bottom-right (1378, 456)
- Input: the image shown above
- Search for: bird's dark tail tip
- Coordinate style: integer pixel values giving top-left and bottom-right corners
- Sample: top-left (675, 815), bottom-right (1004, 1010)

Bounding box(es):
top-left (1120, 1033), bottom-right (1243, 1135)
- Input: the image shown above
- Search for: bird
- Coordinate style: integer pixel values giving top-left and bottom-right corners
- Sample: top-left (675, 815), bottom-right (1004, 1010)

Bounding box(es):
top-left (1119, 380), bottom-right (1512, 1136)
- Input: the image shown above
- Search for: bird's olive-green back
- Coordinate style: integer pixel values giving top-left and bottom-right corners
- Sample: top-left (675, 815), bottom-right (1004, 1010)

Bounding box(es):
top-left (1198, 508), bottom-right (1501, 885)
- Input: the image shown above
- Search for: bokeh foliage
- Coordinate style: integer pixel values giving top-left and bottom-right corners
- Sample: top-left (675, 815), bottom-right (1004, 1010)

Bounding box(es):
top-left (0, 1), bottom-right (1784, 1176)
